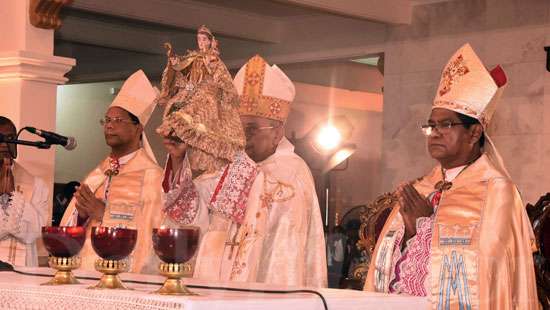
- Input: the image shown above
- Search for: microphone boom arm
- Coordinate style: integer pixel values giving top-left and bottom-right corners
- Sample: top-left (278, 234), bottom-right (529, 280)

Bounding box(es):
top-left (0, 134), bottom-right (51, 149)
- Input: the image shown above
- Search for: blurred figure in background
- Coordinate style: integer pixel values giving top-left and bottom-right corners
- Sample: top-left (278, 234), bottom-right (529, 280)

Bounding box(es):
top-left (52, 181), bottom-right (79, 226)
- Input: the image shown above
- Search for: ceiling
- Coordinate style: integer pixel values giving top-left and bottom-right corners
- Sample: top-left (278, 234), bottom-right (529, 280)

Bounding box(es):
top-left (55, 0), bottom-right (453, 83)
top-left (196, 0), bottom-right (319, 17)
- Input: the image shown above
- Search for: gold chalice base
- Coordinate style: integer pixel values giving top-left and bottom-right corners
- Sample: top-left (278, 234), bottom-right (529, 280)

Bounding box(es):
top-left (41, 256), bottom-right (81, 285)
top-left (154, 262), bottom-right (198, 296)
top-left (88, 259), bottom-right (132, 290)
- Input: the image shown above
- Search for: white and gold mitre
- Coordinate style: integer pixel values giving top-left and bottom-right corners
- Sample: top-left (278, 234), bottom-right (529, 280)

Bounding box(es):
top-left (433, 43), bottom-right (507, 128)
top-left (233, 55), bottom-right (295, 122)
top-left (109, 69), bottom-right (158, 163)
top-left (110, 69), bottom-right (157, 126)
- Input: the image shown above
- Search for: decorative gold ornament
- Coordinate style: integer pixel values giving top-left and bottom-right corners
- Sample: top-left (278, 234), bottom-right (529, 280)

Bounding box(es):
top-left (88, 259), bottom-right (131, 290)
top-left (434, 180), bottom-right (453, 191)
top-left (29, 0), bottom-right (73, 30)
top-left (153, 262), bottom-right (196, 295)
top-left (41, 256), bottom-right (81, 285)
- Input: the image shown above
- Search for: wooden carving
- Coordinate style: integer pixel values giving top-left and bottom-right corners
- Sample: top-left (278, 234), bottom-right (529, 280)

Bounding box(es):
top-left (526, 193), bottom-right (550, 309)
top-left (348, 192), bottom-right (396, 285)
top-left (29, 0), bottom-right (73, 30)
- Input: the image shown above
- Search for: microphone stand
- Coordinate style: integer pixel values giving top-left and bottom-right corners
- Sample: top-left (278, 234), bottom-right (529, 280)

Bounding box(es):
top-left (0, 134), bottom-right (51, 149)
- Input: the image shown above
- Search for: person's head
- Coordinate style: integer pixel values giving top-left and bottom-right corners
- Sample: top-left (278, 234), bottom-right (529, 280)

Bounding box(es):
top-left (162, 133), bottom-right (188, 160)
top-left (197, 26), bottom-right (213, 52)
top-left (0, 116), bottom-right (17, 159)
top-left (102, 107), bottom-right (143, 155)
top-left (63, 181), bottom-right (80, 198)
top-left (234, 55), bottom-right (295, 162)
top-left (423, 108), bottom-right (483, 169)
top-left (240, 115), bottom-right (284, 162)
top-left (197, 33), bottom-right (211, 52)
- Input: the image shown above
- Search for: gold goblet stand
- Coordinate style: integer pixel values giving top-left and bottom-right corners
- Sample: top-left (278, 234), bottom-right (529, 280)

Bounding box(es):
top-left (89, 259), bottom-right (131, 290)
top-left (41, 256), bottom-right (81, 285)
top-left (154, 262), bottom-right (197, 295)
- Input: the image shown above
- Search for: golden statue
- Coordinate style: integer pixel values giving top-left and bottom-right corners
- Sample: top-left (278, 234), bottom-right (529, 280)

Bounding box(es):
top-left (156, 25), bottom-right (245, 175)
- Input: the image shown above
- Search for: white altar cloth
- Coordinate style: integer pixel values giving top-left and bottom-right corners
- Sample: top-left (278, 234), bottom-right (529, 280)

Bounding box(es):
top-left (0, 267), bottom-right (429, 309)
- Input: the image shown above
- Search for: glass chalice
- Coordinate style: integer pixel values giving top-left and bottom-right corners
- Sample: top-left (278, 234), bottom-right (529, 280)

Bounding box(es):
top-left (89, 226), bottom-right (137, 290)
top-left (41, 226), bottom-right (86, 285)
top-left (152, 227), bottom-right (200, 295)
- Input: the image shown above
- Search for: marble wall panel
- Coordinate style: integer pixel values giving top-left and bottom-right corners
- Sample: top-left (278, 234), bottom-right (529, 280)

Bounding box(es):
top-left (388, 0), bottom-right (487, 41)
top-left (383, 42), bottom-right (405, 75)
top-left (489, 95), bottom-right (544, 136)
top-left (486, 0), bottom-right (549, 30)
top-left (490, 134), bottom-right (542, 203)
top-left (381, 74), bottom-right (404, 137)
top-left (426, 0), bottom-right (487, 37)
top-left (498, 61), bottom-right (545, 99)
top-left (539, 134), bottom-right (550, 200)
top-left (483, 27), bottom-right (546, 65)
top-left (397, 39), bottom-right (441, 73)
top-left (543, 68), bottom-right (550, 134)
top-left (387, 4), bottom-right (431, 41)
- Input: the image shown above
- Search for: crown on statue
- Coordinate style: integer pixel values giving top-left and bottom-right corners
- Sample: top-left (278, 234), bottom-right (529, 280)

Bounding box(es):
top-left (197, 25), bottom-right (213, 38)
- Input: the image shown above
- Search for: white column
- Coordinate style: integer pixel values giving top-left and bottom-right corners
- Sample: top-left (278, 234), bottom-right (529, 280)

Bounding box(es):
top-left (0, 0), bottom-right (75, 216)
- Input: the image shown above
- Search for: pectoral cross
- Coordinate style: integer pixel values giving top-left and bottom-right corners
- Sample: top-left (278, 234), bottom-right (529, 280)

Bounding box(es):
top-left (434, 180), bottom-right (452, 191)
top-left (225, 230), bottom-right (240, 260)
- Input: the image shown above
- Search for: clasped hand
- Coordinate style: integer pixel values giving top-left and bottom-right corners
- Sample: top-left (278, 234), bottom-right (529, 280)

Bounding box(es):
top-left (74, 184), bottom-right (105, 222)
top-left (396, 183), bottom-right (433, 240)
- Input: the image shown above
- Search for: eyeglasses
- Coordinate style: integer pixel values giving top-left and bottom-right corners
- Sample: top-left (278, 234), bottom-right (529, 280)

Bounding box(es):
top-left (243, 125), bottom-right (278, 138)
top-left (420, 121), bottom-right (466, 136)
top-left (99, 117), bottom-right (138, 126)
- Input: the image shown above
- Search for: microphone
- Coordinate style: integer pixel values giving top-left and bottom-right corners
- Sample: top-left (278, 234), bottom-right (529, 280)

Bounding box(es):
top-left (25, 127), bottom-right (77, 150)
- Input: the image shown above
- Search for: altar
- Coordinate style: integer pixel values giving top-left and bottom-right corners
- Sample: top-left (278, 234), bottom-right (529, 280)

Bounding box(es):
top-left (0, 267), bottom-right (429, 310)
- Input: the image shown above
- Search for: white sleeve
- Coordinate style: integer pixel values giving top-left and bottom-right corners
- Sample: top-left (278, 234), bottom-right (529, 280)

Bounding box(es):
top-left (15, 177), bottom-right (49, 244)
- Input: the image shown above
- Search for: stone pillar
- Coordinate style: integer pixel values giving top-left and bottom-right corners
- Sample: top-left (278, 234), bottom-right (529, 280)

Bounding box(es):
top-left (0, 0), bottom-right (75, 219)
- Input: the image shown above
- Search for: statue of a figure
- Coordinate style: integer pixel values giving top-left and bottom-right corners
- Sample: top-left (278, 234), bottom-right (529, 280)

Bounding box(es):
top-left (156, 25), bottom-right (245, 175)
top-left (158, 25), bottom-right (225, 111)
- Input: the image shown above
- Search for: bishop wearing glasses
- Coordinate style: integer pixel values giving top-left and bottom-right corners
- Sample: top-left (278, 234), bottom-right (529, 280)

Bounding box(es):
top-left (364, 44), bottom-right (538, 309)
top-left (61, 70), bottom-right (163, 273)
top-left (234, 55), bottom-right (327, 288)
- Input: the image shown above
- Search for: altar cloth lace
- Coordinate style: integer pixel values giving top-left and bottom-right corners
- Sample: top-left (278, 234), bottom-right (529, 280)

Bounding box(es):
top-left (0, 284), bottom-right (184, 310)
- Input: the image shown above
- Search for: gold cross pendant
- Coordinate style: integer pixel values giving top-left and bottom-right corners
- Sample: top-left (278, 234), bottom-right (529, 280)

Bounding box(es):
top-left (434, 181), bottom-right (452, 191)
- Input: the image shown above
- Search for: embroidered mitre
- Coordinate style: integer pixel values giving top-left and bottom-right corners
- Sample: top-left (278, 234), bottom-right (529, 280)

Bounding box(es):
top-left (432, 43), bottom-right (507, 129)
top-left (233, 55), bottom-right (295, 122)
top-left (110, 70), bottom-right (157, 126)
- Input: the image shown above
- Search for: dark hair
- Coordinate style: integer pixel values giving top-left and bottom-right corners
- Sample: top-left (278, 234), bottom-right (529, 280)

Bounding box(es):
top-left (0, 116), bottom-right (17, 158)
top-left (456, 112), bottom-right (485, 148)
top-left (63, 181), bottom-right (80, 197)
top-left (125, 111), bottom-right (143, 141)
top-left (127, 112), bottom-right (140, 125)
top-left (0, 116), bottom-right (16, 133)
